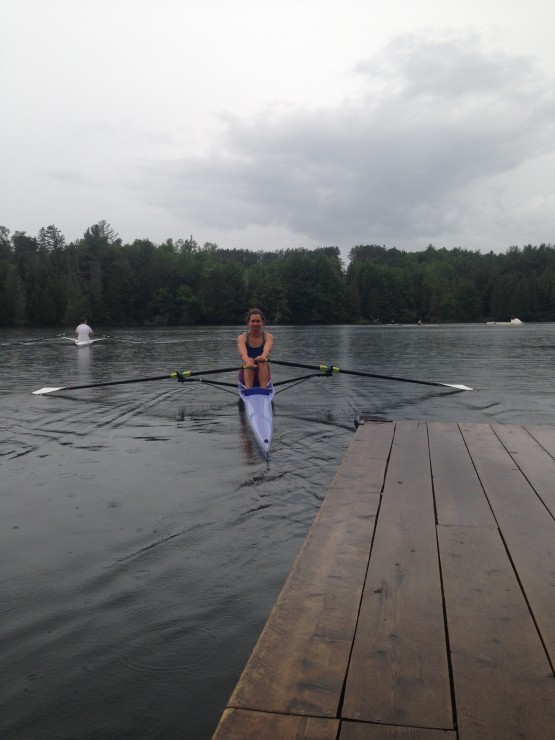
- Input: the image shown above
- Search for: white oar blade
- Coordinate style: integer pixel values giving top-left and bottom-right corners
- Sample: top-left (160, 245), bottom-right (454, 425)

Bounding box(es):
top-left (443, 383), bottom-right (473, 391)
top-left (32, 386), bottom-right (66, 395)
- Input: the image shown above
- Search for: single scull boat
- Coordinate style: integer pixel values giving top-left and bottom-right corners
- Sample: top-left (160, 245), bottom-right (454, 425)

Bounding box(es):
top-left (31, 359), bottom-right (472, 459)
top-left (239, 382), bottom-right (275, 460)
top-left (61, 336), bottom-right (109, 348)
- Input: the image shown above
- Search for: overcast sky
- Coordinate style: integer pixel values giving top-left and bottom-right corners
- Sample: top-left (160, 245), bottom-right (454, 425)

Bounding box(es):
top-left (2, 0), bottom-right (555, 259)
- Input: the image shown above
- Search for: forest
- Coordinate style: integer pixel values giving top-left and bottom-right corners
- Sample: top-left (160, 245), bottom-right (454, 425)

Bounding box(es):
top-left (1, 221), bottom-right (555, 326)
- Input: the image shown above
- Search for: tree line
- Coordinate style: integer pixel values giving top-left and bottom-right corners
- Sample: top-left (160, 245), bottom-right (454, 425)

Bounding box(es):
top-left (1, 222), bottom-right (555, 326)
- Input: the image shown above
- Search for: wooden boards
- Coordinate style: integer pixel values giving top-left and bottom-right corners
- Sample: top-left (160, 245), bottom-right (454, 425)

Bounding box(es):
top-left (223, 423), bottom-right (394, 718)
top-left (341, 422), bottom-right (452, 727)
top-left (213, 421), bottom-right (555, 738)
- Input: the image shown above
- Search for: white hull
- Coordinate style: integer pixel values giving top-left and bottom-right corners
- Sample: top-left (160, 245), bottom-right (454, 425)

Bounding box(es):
top-left (62, 337), bottom-right (107, 347)
top-left (239, 382), bottom-right (275, 459)
top-left (486, 318), bottom-right (523, 326)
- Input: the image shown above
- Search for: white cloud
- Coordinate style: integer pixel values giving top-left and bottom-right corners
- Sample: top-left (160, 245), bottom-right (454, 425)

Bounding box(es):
top-left (2, 2), bottom-right (555, 254)
top-left (125, 34), bottom-right (555, 252)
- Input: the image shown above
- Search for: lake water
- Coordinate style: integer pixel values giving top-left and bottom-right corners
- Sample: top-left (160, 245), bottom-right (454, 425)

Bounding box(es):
top-left (2, 323), bottom-right (555, 739)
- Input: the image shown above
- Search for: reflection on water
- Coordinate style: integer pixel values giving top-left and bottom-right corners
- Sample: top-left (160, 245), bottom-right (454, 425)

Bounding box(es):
top-left (76, 344), bottom-right (91, 377)
top-left (2, 324), bottom-right (555, 739)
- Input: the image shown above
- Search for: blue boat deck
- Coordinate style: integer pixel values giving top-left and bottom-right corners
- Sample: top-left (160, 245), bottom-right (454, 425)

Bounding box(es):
top-left (213, 421), bottom-right (555, 738)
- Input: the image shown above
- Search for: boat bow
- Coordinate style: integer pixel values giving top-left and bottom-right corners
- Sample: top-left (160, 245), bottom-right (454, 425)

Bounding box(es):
top-left (239, 383), bottom-right (275, 459)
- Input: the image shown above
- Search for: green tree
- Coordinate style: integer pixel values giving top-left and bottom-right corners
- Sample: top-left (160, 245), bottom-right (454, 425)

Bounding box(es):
top-left (0, 263), bottom-right (26, 325)
top-left (198, 262), bottom-right (244, 324)
top-left (176, 284), bottom-right (201, 324)
top-left (490, 273), bottom-right (519, 319)
top-left (38, 224), bottom-right (66, 253)
top-left (537, 267), bottom-right (555, 320)
top-left (0, 226), bottom-right (11, 259)
top-left (247, 260), bottom-right (289, 324)
top-left (453, 279), bottom-right (483, 322)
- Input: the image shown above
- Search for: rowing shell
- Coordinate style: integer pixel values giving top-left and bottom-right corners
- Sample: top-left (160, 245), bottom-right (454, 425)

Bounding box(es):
top-left (61, 337), bottom-right (109, 348)
top-left (239, 382), bottom-right (275, 460)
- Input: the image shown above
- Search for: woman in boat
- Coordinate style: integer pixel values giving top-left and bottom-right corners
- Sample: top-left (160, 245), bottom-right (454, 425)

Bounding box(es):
top-left (75, 318), bottom-right (94, 342)
top-left (238, 308), bottom-right (273, 389)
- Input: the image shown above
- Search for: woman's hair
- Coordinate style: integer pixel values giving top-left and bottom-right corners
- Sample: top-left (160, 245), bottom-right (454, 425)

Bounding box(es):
top-left (245, 308), bottom-right (265, 322)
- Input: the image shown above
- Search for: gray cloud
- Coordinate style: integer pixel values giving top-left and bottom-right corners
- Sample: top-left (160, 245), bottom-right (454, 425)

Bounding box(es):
top-left (131, 33), bottom-right (555, 249)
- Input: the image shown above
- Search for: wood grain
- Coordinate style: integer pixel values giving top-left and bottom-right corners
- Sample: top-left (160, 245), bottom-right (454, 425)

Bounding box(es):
top-left (438, 524), bottom-right (555, 738)
top-left (342, 422), bottom-right (452, 729)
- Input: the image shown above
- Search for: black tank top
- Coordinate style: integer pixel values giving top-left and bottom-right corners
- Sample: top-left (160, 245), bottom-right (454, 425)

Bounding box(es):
top-left (245, 330), bottom-right (264, 359)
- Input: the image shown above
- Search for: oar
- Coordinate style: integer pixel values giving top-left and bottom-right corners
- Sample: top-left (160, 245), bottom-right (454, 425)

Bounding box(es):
top-left (107, 336), bottom-right (144, 343)
top-left (19, 333), bottom-right (68, 344)
top-left (268, 359), bottom-right (473, 391)
top-left (32, 365), bottom-right (242, 395)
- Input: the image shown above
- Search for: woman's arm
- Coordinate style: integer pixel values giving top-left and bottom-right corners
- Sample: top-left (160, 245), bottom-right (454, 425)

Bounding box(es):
top-left (259, 331), bottom-right (273, 360)
top-left (237, 334), bottom-right (254, 366)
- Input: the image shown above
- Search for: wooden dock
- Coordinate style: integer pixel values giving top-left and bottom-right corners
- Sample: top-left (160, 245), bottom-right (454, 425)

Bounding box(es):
top-left (213, 421), bottom-right (555, 739)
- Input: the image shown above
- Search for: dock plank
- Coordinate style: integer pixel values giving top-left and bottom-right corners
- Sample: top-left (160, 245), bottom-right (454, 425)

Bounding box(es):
top-left (225, 423), bottom-right (392, 718)
top-left (340, 722), bottom-right (456, 739)
top-left (330, 420), bottom-right (394, 495)
top-left (214, 708), bottom-right (339, 738)
top-left (461, 423), bottom-right (555, 666)
top-left (427, 422), bottom-right (495, 527)
top-left (342, 421), bottom-right (453, 729)
top-left (493, 423), bottom-right (555, 515)
top-left (526, 424), bottom-right (555, 459)
top-left (438, 524), bottom-right (555, 738)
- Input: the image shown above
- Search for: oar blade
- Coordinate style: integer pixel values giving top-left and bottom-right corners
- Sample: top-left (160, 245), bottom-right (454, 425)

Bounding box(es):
top-left (442, 383), bottom-right (473, 391)
top-left (32, 386), bottom-right (67, 395)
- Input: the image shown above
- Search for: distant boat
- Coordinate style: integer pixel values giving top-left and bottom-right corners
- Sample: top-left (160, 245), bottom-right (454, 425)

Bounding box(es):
top-left (486, 317), bottom-right (524, 326)
top-left (60, 336), bottom-right (109, 347)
